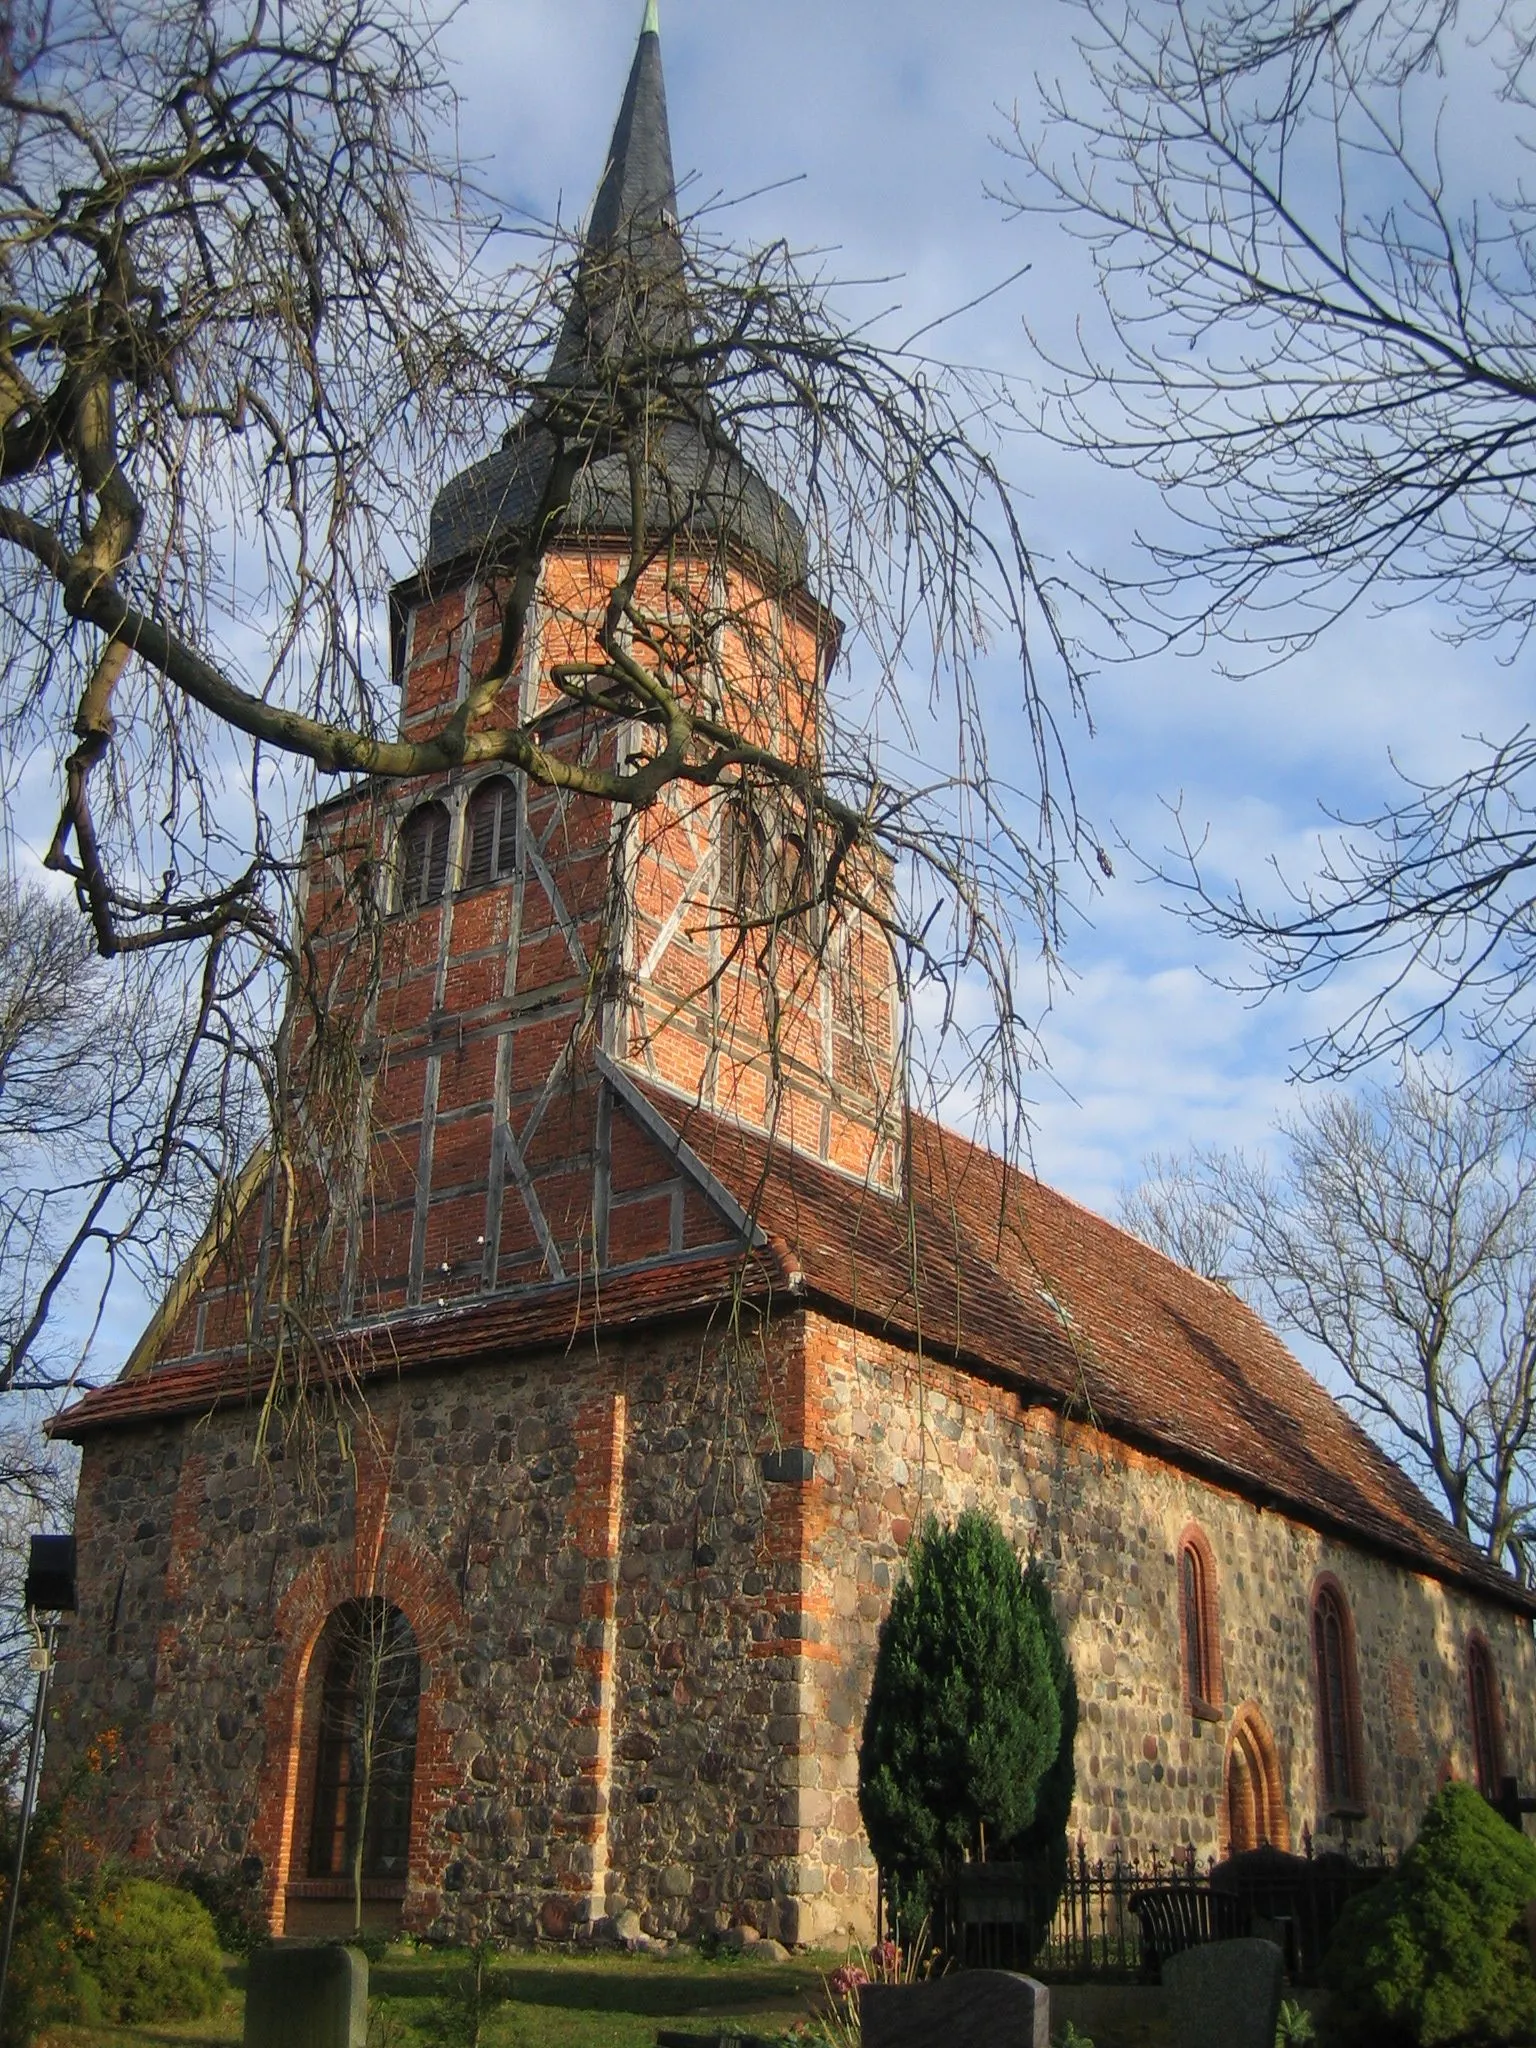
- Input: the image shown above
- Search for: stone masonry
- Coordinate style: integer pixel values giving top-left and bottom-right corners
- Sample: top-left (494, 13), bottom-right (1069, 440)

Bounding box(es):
top-left (53, 1302), bottom-right (1536, 1949)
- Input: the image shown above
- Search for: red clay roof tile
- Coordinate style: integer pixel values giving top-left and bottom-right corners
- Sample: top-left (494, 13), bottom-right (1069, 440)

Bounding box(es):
top-left (634, 1079), bottom-right (1534, 1615)
top-left (50, 1072), bottom-right (1533, 1616)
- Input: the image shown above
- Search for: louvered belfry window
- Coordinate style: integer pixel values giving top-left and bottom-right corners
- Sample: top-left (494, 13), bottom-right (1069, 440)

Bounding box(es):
top-left (463, 776), bottom-right (518, 890)
top-left (1469, 1638), bottom-right (1502, 1796)
top-left (721, 799), bottom-right (770, 920)
top-left (397, 800), bottom-right (450, 909)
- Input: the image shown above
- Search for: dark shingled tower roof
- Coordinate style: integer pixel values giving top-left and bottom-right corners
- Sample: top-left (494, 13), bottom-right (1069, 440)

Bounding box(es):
top-left (426, 1), bottom-right (807, 584)
top-left (548, 0), bottom-right (687, 380)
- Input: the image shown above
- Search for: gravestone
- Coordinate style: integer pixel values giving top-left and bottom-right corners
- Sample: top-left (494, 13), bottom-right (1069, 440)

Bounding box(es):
top-left (1162, 1936), bottom-right (1283, 2048)
top-left (860, 1970), bottom-right (1049, 2048)
top-left (243, 1943), bottom-right (368, 2048)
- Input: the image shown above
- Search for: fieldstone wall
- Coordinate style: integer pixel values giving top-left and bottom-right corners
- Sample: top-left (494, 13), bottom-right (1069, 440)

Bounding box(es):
top-left (795, 1311), bottom-right (1536, 1942)
top-left (49, 1302), bottom-right (1536, 1951)
top-left (52, 1311), bottom-right (817, 1944)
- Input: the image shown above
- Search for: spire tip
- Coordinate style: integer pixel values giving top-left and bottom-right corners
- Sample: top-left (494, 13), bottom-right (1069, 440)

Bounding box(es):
top-left (641, 0), bottom-right (660, 35)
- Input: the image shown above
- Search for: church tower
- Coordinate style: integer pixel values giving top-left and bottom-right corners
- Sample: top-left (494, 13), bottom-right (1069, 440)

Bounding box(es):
top-left (142, 4), bottom-right (901, 1368)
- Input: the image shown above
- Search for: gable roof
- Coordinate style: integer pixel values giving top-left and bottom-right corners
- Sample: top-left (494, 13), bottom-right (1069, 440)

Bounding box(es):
top-left (49, 1065), bottom-right (1535, 1616)
top-left (629, 1075), bottom-right (1535, 1615)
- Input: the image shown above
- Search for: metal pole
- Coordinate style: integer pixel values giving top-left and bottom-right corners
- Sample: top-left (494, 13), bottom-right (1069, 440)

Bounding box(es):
top-left (0, 1612), bottom-right (57, 2029)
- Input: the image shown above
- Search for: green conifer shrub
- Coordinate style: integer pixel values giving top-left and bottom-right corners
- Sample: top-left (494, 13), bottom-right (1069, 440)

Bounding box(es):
top-left (858, 1510), bottom-right (1065, 1932)
top-left (1322, 1781), bottom-right (1536, 2047)
top-left (1002, 1555), bottom-right (1079, 1953)
top-left (84, 1876), bottom-right (225, 2023)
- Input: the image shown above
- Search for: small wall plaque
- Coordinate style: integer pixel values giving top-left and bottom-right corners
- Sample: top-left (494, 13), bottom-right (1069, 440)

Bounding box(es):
top-left (759, 1446), bottom-right (816, 1485)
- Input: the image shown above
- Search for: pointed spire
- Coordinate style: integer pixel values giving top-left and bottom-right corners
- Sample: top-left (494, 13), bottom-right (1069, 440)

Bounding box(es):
top-left (426, 4), bottom-right (808, 587)
top-left (550, 2), bottom-right (688, 378)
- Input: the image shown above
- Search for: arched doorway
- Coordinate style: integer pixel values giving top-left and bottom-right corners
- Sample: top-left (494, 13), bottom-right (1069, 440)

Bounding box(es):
top-left (1225, 1705), bottom-right (1290, 1853)
top-left (287, 1598), bottom-right (422, 1936)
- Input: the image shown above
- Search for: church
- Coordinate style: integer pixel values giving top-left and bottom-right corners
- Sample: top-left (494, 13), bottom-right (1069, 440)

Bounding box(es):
top-left (49, 7), bottom-right (1535, 1950)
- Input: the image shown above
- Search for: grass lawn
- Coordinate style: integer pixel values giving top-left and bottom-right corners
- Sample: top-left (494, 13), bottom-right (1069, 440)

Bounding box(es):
top-left (41, 1943), bottom-right (833, 2048)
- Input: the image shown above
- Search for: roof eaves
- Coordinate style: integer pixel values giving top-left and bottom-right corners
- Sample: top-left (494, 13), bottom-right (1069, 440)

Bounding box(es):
top-left (792, 1278), bottom-right (1536, 1618)
top-left (48, 1244), bottom-right (797, 1444)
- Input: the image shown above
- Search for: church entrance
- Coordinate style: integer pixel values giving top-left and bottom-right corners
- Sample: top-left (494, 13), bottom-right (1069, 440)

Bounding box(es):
top-left (284, 1598), bottom-right (422, 1937)
top-left (1224, 1704), bottom-right (1290, 1853)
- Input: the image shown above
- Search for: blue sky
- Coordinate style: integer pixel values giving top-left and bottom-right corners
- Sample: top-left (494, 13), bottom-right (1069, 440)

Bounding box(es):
top-left (20, 0), bottom-right (1521, 1380)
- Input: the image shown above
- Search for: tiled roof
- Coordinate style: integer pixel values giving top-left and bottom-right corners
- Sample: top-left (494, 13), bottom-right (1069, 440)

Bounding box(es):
top-left (48, 1248), bottom-right (789, 1439)
top-left (635, 1079), bottom-right (1536, 1616)
top-left (50, 1073), bottom-right (1534, 1616)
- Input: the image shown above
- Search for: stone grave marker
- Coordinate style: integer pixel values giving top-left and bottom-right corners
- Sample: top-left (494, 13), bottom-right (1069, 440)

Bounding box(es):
top-left (1162, 1936), bottom-right (1283, 2048)
top-left (244, 1943), bottom-right (368, 2048)
top-left (860, 1969), bottom-right (1049, 2048)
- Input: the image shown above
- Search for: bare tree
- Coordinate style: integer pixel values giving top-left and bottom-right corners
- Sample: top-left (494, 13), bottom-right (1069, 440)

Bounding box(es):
top-left (0, 0), bottom-right (1104, 1375)
top-left (0, 1426), bottom-right (72, 1769)
top-left (1119, 1061), bottom-right (1536, 1579)
top-left (1117, 1148), bottom-right (1242, 1285)
top-left (0, 882), bottom-right (257, 1393)
top-left (1001, 0), bottom-right (1536, 1070)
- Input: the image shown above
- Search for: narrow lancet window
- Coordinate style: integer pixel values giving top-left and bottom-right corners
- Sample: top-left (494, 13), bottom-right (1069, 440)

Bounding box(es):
top-left (1313, 1580), bottom-right (1363, 1811)
top-left (1469, 1637), bottom-right (1503, 1797)
top-left (1177, 1528), bottom-right (1221, 1715)
top-left (307, 1600), bottom-right (421, 1883)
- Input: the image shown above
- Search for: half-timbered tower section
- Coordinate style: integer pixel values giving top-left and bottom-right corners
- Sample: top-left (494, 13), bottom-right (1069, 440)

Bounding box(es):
top-left (131, 9), bottom-right (898, 1375)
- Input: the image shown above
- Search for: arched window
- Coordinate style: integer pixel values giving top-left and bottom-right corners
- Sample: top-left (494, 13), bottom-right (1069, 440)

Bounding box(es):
top-left (306, 1600), bottom-right (421, 1883)
top-left (1468, 1635), bottom-right (1504, 1798)
top-left (462, 776), bottom-right (518, 890)
top-left (721, 798), bottom-right (771, 922)
top-left (1178, 1527), bottom-right (1221, 1717)
top-left (397, 801), bottom-right (450, 910)
top-left (1225, 1703), bottom-right (1290, 1853)
top-left (1312, 1578), bottom-right (1364, 1813)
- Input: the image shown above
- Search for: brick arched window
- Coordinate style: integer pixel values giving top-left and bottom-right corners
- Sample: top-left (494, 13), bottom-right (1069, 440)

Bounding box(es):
top-left (462, 776), bottom-right (518, 890)
top-left (1225, 1702), bottom-right (1291, 1853)
top-left (1312, 1576), bottom-right (1365, 1814)
top-left (306, 1600), bottom-right (421, 1883)
top-left (1468, 1634), bottom-right (1504, 1798)
top-left (397, 800), bottom-right (450, 910)
top-left (1177, 1525), bottom-right (1222, 1719)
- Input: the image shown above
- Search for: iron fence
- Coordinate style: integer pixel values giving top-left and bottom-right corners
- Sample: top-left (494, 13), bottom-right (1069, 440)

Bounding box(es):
top-left (880, 1833), bottom-right (1396, 1984)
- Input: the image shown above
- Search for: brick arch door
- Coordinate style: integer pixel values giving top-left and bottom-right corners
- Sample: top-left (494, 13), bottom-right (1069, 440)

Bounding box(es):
top-left (1225, 1704), bottom-right (1291, 1854)
top-left (253, 1537), bottom-right (466, 1937)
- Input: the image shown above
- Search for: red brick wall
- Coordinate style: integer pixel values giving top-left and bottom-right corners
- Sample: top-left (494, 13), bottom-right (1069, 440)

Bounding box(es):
top-left (139, 539), bottom-right (900, 1371)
